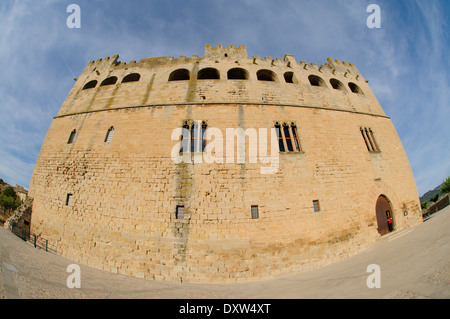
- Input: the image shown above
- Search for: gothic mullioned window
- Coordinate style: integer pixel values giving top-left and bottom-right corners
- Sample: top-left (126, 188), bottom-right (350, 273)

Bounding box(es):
top-left (360, 127), bottom-right (380, 152)
top-left (275, 122), bottom-right (302, 153)
top-left (180, 120), bottom-right (207, 153)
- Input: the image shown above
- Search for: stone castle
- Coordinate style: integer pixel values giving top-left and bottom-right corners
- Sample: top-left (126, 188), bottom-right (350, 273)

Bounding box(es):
top-left (28, 45), bottom-right (422, 283)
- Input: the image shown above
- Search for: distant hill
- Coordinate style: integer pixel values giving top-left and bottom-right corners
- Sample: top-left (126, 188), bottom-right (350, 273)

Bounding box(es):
top-left (420, 183), bottom-right (443, 203)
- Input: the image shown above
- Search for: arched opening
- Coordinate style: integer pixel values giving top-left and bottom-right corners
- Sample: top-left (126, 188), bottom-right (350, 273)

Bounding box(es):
top-left (257, 69), bottom-right (276, 82)
top-left (308, 75), bottom-right (326, 87)
top-left (168, 69), bottom-right (190, 81)
top-left (284, 71), bottom-right (296, 83)
top-left (122, 73), bottom-right (140, 83)
top-left (197, 68), bottom-right (220, 80)
top-left (82, 80), bottom-right (97, 90)
top-left (227, 68), bottom-right (248, 80)
top-left (330, 78), bottom-right (345, 90)
top-left (348, 82), bottom-right (363, 94)
top-left (375, 195), bottom-right (394, 235)
top-left (100, 76), bottom-right (118, 86)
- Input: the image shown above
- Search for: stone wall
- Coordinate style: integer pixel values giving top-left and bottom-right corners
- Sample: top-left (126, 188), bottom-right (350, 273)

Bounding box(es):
top-left (28, 45), bottom-right (422, 283)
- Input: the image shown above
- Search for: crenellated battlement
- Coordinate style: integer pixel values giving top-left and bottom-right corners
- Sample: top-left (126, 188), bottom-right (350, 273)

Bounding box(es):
top-left (204, 44), bottom-right (248, 59)
top-left (79, 45), bottom-right (362, 81)
top-left (61, 45), bottom-right (380, 118)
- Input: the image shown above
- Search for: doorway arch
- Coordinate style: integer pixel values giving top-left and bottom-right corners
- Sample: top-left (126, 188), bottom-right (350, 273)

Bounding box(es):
top-left (375, 195), bottom-right (394, 235)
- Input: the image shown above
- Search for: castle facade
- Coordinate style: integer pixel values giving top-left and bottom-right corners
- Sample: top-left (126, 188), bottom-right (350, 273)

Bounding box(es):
top-left (28, 45), bottom-right (422, 283)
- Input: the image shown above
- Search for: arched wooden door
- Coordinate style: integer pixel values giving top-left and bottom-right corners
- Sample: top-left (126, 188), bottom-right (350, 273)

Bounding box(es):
top-left (375, 195), bottom-right (394, 235)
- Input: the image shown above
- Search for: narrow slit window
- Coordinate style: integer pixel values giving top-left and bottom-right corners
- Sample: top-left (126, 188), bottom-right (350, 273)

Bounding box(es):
top-left (251, 205), bottom-right (259, 219)
top-left (190, 121), bottom-right (198, 153)
top-left (176, 206), bottom-right (184, 219)
top-left (369, 129), bottom-right (380, 152)
top-left (283, 124), bottom-right (294, 152)
top-left (313, 200), bottom-right (320, 212)
top-left (181, 122), bottom-right (190, 153)
top-left (360, 128), bottom-right (371, 151)
top-left (104, 127), bottom-right (114, 143)
top-left (66, 194), bottom-right (73, 206)
top-left (201, 121), bottom-right (207, 153)
top-left (67, 129), bottom-right (76, 144)
top-left (291, 124), bottom-right (301, 152)
top-left (364, 128), bottom-right (375, 151)
top-left (275, 124), bottom-right (285, 152)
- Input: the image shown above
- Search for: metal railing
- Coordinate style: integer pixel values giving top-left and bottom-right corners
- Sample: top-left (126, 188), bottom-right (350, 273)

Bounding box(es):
top-left (10, 224), bottom-right (57, 253)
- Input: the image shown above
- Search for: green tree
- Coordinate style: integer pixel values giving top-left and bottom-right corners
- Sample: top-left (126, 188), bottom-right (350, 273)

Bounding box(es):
top-left (0, 194), bottom-right (20, 212)
top-left (0, 186), bottom-right (20, 212)
top-left (430, 193), bottom-right (439, 203)
top-left (2, 186), bottom-right (16, 198)
top-left (421, 201), bottom-right (428, 209)
top-left (441, 177), bottom-right (450, 194)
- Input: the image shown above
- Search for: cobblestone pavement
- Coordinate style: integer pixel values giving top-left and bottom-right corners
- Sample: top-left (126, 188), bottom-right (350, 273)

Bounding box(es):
top-left (1, 206), bottom-right (449, 299)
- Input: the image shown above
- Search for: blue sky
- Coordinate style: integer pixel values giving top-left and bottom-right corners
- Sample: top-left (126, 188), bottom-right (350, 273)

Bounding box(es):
top-left (0, 0), bottom-right (448, 196)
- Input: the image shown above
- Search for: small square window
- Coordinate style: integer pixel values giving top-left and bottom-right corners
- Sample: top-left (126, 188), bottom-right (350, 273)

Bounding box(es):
top-left (176, 205), bottom-right (184, 219)
top-left (251, 205), bottom-right (259, 219)
top-left (313, 200), bottom-right (320, 212)
top-left (66, 194), bottom-right (73, 206)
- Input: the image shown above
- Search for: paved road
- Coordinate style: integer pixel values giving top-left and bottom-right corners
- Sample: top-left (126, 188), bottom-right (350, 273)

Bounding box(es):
top-left (1, 206), bottom-right (449, 299)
